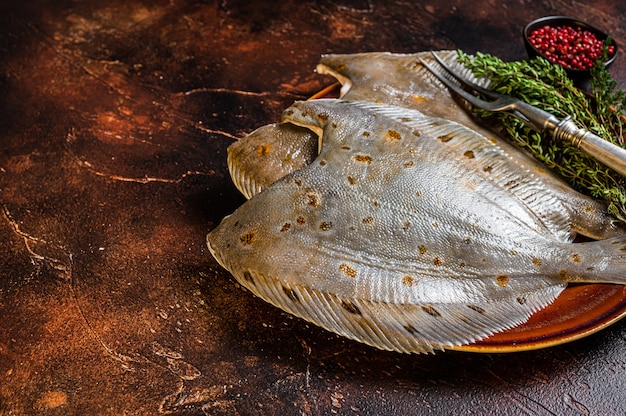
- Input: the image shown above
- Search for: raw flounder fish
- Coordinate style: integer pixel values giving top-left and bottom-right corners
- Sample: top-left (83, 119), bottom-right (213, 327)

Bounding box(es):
top-left (208, 51), bottom-right (626, 353)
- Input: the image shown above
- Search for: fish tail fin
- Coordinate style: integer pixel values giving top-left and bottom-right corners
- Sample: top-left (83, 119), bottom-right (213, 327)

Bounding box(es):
top-left (565, 237), bottom-right (626, 285)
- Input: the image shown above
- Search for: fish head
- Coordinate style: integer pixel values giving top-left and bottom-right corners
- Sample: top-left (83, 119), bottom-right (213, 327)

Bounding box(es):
top-left (227, 122), bottom-right (318, 199)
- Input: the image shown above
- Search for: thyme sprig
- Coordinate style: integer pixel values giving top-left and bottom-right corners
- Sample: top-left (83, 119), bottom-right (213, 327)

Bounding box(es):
top-left (457, 49), bottom-right (626, 223)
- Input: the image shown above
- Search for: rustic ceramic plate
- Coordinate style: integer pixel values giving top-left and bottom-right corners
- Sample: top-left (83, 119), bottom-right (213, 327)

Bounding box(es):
top-left (309, 82), bottom-right (626, 352)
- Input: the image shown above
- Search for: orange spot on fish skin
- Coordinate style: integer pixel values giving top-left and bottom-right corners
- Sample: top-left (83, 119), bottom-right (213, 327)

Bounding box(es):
top-left (464, 150), bottom-right (475, 159)
top-left (433, 257), bottom-right (443, 266)
top-left (496, 274), bottom-right (509, 287)
top-left (339, 263), bottom-right (357, 278)
top-left (403, 161), bottom-right (415, 168)
top-left (296, 216), bottom-right (306, 225)
top-left (362, 216), bottom-right (374, 224)
top-left (483, 166), bottom-right (493, 173)
top-left (239, 231), bottom-right (257, 245)
top-left (347, 176), bottom-right (356, 185)
top-left (401, 275), bottom-right (415, 287)
top-left (256, 144), bottom-right (271, 157)
top-left (533, 258), bottom-right (542, 267)
top-left (418, 245), bottom-right (428, 255)
top-left (354, 154), bottom-right (373, 163)
top-left (362, 131), bottom-right (371, 136)
top-left (413, 95), bottom-right (428, 103)
top-left (572, 253), bottom-right (581, 262)
top-left (385, 129), bottom-right (402, 141)
top-left (280, 223), bottom-right (291, 232)
top-left (307, 191), bottom-right (320, 206)
top-left (319, 221), bottom-right (333, 231)
top-left (412, 131), bottom-right (421, 137)
top-left (438, 133), bottom-right (454, 143)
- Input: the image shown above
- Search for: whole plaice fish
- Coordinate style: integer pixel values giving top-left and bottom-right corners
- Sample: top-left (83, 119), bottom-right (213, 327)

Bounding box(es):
top-left (208, 98), bottom-right (626, 353)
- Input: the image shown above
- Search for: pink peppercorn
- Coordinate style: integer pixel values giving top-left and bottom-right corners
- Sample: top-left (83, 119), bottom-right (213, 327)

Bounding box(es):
top-left (528, 24), bottom-right (615, 70)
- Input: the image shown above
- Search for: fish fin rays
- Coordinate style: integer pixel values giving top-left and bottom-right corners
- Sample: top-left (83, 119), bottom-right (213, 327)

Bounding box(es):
top-left (237, 269), bottom-right (565, 354)
top-left (564, 236), bottom-right (626, 284)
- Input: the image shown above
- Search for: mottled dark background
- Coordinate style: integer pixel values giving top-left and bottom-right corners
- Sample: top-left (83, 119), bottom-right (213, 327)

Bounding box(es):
top-left (1, 1), bottom-right (625, 415)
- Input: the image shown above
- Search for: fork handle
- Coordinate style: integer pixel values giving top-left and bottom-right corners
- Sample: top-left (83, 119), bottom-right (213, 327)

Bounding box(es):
top-left (553, 117), bottom-right (626, 177)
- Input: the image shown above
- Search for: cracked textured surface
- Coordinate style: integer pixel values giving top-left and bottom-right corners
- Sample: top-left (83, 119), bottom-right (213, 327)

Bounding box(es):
top-left (1, 0), bottom-right (625, 414)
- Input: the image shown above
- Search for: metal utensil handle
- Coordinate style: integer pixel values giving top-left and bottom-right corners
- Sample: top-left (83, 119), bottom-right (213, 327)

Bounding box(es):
top-left (553, 117), bottom-right (626, 177)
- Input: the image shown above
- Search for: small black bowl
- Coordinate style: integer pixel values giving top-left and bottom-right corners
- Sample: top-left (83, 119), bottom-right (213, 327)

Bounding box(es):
top-left (523, 16), bottom-right (618, 82)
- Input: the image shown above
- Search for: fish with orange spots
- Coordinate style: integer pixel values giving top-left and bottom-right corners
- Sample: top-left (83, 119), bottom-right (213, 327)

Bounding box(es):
top-left (207, 51), bottom-right (626, 353)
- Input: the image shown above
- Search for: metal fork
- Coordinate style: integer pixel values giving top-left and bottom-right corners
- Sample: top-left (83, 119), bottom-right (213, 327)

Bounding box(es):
top-left (418, 52), bottom-right (626, 177)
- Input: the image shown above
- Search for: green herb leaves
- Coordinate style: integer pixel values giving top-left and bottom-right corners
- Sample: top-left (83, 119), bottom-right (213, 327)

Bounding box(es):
top-left (458, 49), bottom-right (626, 223)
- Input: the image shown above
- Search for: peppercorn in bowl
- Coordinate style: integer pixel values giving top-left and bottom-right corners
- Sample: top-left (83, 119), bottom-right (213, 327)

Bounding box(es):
top-left (523, 16), bottom-right (617, 80)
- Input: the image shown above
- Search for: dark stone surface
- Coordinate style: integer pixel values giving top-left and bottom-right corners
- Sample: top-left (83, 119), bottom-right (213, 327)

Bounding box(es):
top-left (1, 1), bottom-right (625, 414)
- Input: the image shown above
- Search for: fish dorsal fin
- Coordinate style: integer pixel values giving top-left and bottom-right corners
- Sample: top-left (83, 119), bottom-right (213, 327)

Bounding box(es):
top-left (236, 268), bottom-right (565, 354)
